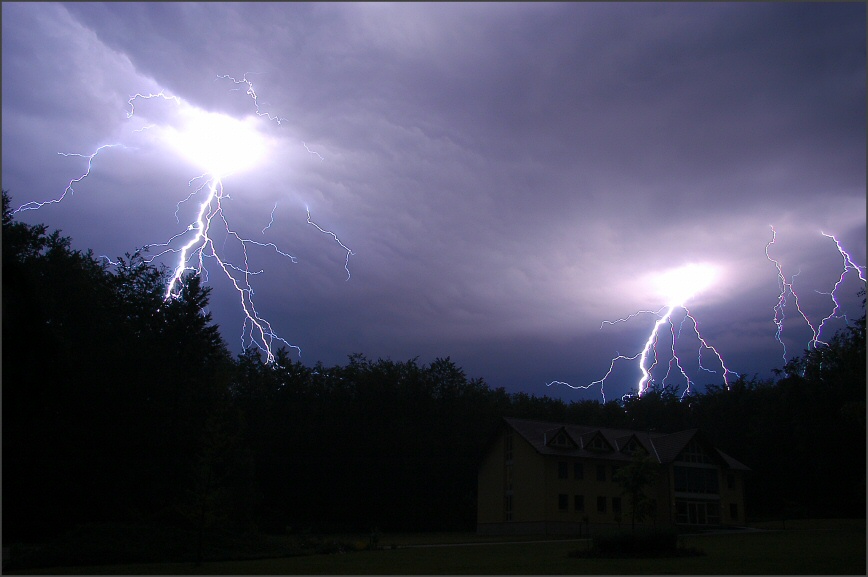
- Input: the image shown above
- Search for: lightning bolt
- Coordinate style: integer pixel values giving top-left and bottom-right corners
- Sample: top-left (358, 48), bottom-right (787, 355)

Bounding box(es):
top-left (765, 225), bottom-right (823, 359)
top-left (303, 142), bottom-right (325, 161)
top-left (546, 352), bottom-right (642, 404)
top-left (217, 74), bottom-right (328, 164)
top-left (16, 75), bottom-right (353, 364)
top-left (12, 145), bottom-right (121, 214)
top-left (766, 226), bottom-right (866, 363)
top-left (127, 90), bottom-right (180, 118)
top-left (306, 207), bottom-right (354, 281)
top-left (817, 231), bottom-right (867, 337)
top-left (216, 73), bottom-right (285, 125)
top-left (137, 175), bottom-right (301, 361)
top-left (262, 202), bottom-right (277, 235)
top-left (548, 265), bottom-right (737, 401)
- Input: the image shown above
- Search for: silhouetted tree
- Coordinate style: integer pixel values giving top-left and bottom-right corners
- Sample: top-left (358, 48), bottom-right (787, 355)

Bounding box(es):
top-left (3, 191), bottom-right (240, 544)
top-left (613, 452), bottom-right (659, 533)
top-left (6, 188), bottom-right (864, 544)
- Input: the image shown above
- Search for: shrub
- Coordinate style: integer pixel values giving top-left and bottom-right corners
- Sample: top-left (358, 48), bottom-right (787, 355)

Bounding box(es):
top-left (570, 528), bottom-right (704, 559)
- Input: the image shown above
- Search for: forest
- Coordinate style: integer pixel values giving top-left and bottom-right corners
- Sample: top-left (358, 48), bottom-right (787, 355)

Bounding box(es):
top-left (3, 189), bottom-right (865, 546)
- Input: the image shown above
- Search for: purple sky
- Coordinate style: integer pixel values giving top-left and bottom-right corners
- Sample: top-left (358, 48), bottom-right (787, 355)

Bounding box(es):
top-left (3, 3), bottom-right (865, 401)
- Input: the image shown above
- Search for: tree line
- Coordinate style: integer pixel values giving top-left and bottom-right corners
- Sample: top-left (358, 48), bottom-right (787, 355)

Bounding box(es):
top-left (3, 189), bottom-right (865, 544)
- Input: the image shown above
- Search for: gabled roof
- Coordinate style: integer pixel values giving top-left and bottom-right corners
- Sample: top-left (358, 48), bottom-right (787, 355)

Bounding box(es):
top-left (615, 433), bottom-right (651, 455)
top-left (502, 417), bottom-right (749, 470)
top-left (650, 428), bottom-right (699, 463)
top-left (544, 426), bottom-right (578, 449)
top-left (580, 429), bottom-right (613, 451)
top-left (653, 428), bottom-right (751, 471)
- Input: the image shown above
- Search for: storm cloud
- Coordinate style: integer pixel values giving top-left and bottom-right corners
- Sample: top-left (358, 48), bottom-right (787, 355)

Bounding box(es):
top-left (3, 2), bottom-right (864, 400)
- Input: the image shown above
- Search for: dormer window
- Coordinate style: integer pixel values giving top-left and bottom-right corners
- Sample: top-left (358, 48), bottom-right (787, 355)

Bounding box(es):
top-left (553, 432), bottom-right (571, 447)
top-left (546, 427), bottom-right (576, 449)
top-left (586, 434), bottom-right (611, 452)
top-left (621, 436), bottom-right (646, 455)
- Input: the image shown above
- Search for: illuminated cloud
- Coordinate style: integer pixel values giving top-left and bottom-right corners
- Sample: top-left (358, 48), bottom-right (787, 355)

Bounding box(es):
top-left (162, 109), bottom-right (268, 177)
top-left (2, 2), bottom-right (864, 399)
top-left (649, 263), bottom-right (719, 308)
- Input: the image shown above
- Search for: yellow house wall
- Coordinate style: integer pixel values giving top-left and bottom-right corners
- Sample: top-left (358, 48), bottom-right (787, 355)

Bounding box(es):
top-left (479, 429), bottom-right (679, 529)
top-left (476, 426), bottom-right (549, 525)
top-left (510, 431), bottom-right (547, 522)
top-left (719, 469), bottom-right (747, 524)
top-left (476, 437), bottom-right (504, 524)
top-left (544, 457), bottom-right (674, 526)
top-left (479, 425), bottom-right (747, 531)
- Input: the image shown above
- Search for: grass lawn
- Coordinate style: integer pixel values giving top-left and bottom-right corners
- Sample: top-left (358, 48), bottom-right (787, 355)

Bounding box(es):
top-left (8, 518), bottom-right (864, 575)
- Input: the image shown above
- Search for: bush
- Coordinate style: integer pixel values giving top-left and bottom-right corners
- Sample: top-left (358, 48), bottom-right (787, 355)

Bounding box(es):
top-left (571, 528), bottom-right (704, 559)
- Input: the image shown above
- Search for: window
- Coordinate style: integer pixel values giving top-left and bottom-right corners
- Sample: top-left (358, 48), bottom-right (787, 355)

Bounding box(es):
top-left (707, 502), bottom-right (720, 524)
top-left (574, 462), bottom-right (584, 480)
top-left (558, 494), bottom-right (568, 511)
top-left (727, 473), bottom-right (735, 490)
top-left (729, 503), bottom-right (738, 521)
top-left (558, 461), bottom-right (568, 479)
top-left (588, 435), bottom-right (610, 451)
top-left (676, 500), bottom-right (720, 525)
top-left (574, 494), bottom-right (584, 512)
top-left (505, 494), bottom-right (513, 521)
top-left (678, 439), bottom-right (712, 464)
top-left (611, 465), bottom-right (621, 480)
top-left (597, 496), bottom-right (607, 513)
top-left (612, 497), bottom-right (622, 514)
top-left (676, 501), bottom-right (688, 524)
top-left (674, 466), bottom-right (720, 494)
top-left (597, 464), bottom-right (606, 482)
top-left (553, 432), bottom-right (572, 447)
top-left (621, 437), bottom-right (648, 455)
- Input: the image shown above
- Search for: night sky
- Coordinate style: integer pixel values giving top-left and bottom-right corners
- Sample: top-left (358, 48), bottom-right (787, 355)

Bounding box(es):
top-left (3, 3), bottom-right (865, 401)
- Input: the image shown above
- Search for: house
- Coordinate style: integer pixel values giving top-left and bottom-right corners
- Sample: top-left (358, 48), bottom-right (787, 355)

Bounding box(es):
top-left (477, 417), bottom-right (749, 535)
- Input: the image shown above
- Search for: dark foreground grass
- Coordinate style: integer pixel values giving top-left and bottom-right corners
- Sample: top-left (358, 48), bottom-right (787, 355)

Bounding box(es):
top-left (7, 518), bottom-right (865, 575)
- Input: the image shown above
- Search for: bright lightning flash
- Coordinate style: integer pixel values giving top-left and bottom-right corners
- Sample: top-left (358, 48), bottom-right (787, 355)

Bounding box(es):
top-left (162, 109), bottom-right (266, 177)
top-left (548, 262), bottom-right (737, 401)
top-left (15, 77), bottom-right (353, 364)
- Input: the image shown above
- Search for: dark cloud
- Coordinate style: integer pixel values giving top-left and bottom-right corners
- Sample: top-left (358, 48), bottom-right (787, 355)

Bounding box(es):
top-left (3, 2), bottom-right (864, 400)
